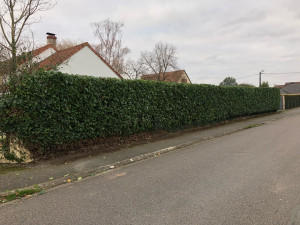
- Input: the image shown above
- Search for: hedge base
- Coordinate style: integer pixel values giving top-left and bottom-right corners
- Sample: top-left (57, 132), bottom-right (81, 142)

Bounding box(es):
top-left (0, 138), bottom-right (33, 164)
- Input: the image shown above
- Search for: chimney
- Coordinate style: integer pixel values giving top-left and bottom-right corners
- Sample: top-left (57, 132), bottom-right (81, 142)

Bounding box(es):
top-left (46, 32), bottom-right (57, 47)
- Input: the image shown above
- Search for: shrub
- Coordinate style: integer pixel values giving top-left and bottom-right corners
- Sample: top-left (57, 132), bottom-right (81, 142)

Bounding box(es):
top-left (0, 71), bottom-right (280, 153)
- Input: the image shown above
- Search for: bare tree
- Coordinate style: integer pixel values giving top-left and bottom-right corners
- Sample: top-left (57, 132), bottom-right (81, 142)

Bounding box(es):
top-left (0, 0), bottom-right (54, 76)
top-left (0, 45), bottom-right (10, 86)
top-left (91, 19), bottom-right (130, 74)
top-left (140, 42), bottom-right (178, 81)
top-left (56, 39), bottom-right (79, 51)
top-left (122, 59), bottom-right (146, 80)
top-left (0, 31), bottom-right (36, 87)
top-left (0, 0), bottom-right (54, 153)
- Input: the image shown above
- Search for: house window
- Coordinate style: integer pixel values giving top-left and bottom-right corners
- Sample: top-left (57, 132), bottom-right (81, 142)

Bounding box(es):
top-left (181, 78), bottom-right (187, 83)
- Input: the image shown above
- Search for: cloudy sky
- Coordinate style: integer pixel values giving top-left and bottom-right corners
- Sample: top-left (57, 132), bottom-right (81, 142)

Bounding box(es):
top-left (31, 0), bottom-right (300, 86)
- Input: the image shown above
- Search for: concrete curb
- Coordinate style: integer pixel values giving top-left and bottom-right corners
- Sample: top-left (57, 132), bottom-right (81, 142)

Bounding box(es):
top-left (1, 110), bottom-right (300, 199)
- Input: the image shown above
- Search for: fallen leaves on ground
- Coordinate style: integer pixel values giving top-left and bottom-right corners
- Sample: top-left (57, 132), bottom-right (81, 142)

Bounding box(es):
top-left (38, 190), bottom-right (45, 195)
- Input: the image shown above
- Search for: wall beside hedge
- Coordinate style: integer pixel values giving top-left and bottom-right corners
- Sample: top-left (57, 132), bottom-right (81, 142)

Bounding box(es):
top-left (285, 95), bottom-right (300, 109)
top-left (0, 71), bottom-right (280, 152)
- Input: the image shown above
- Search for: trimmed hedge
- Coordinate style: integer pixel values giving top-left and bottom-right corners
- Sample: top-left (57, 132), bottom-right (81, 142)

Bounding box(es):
top-left (0, 71), bottom-right (280, 152)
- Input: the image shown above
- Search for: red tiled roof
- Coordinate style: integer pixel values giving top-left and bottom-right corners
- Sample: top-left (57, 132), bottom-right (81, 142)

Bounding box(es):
top-left (38, 42), bottom-right (122, 79)
top-left (0, 44), bottom-right (57, 72)
top-left (39, 43), bottom-right (86, 70)
top-left (31, 44), bottom-right (57, 57)
top-left (141, 70), bottom-right (190, 83)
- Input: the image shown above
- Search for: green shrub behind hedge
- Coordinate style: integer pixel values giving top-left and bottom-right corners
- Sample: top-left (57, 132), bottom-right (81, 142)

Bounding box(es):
top-left (0, 71), bottom-right (280, 152)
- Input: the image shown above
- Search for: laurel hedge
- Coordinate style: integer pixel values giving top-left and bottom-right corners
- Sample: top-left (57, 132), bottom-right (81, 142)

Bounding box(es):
top-left (0, 71), bottom-right (280, 153)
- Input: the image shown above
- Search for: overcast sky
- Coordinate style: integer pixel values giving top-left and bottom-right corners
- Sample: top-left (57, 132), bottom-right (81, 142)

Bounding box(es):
top-left (31, 0), bottom-right (300, 86)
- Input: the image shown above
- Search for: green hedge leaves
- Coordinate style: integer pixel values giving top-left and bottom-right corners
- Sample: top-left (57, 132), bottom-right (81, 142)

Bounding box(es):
top-left (0, 71), bottom-right (280, 152)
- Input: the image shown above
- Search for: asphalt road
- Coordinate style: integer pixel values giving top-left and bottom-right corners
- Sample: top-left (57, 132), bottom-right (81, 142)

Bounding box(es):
top-left (1, 114), bottom-right (300, 225)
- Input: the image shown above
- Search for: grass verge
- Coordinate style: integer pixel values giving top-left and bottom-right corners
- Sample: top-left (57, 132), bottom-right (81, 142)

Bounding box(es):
top-left (1, 188), bottom-right (42, 203)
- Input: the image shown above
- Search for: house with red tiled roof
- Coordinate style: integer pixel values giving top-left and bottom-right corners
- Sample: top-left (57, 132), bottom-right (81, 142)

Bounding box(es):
top-left (0, 44), bottom-right (57, 77)
top-left (33, 33), bottom-right (122, 79)
top-left (31, 44), bottom-right (57, 62)
top-left (141, 70), bottom-right (191, 84)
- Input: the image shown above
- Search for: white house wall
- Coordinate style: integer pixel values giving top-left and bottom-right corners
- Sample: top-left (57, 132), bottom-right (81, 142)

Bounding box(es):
top-left (181, 72), bottom-right (192, 83)
top-left (58, 46), bottom-right (118, 79)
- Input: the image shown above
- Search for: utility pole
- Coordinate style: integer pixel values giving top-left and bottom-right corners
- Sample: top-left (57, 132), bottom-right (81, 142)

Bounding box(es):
top-left (259, 70), bottom-right (264, 87)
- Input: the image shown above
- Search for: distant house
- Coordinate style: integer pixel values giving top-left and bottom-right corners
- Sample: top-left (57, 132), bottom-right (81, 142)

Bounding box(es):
top-left (141, 70), bottom-right (191, 84)
top-left (274, 82), bottom-right (300, 94)
top-left (33, 33), bottom-right (122, 79)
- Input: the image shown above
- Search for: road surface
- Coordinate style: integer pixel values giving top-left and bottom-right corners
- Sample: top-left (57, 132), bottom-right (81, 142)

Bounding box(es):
top-left (1, 114), bottom-right (300, 224)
